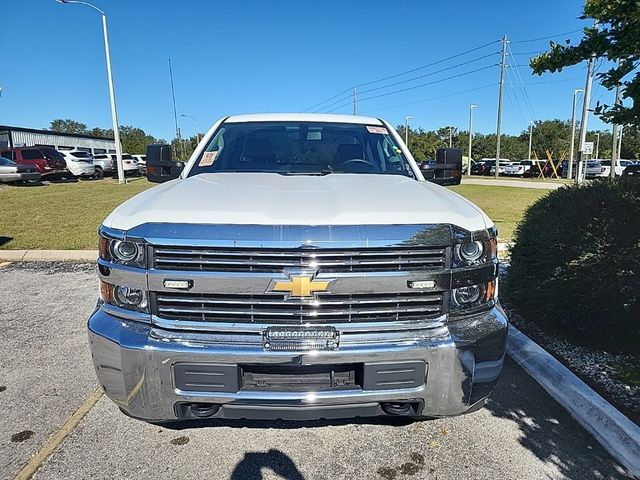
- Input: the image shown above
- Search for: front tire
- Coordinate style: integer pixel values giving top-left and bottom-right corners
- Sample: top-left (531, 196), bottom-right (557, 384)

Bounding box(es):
top-left (93, 167), bottom-right (104, 179)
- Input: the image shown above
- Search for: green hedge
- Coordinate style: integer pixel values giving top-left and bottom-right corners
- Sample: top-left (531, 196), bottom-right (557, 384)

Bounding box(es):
top-left (506, 177), bottom-right (640, 353)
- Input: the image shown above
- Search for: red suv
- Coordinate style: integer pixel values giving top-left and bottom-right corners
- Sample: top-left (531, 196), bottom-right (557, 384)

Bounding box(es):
top-left (0, 146), bottom-right (67, 177)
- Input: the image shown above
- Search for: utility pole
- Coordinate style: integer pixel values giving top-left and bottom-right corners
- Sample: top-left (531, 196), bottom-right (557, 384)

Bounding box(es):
top-left (404, 115), bottom-right (413, 147)
top-left (594, 132), bottom-right (600, 159)
top-left (495, 35), bottom-right (508, 179)
top-left (568, 88), bottom-right (583, 180)
top-left (610, 59), bottom-right (623, 179)
top-left (467, 104), bottom-right (479, 175)
top-left (576, 20), bottom-right (597, 184)
top-left (528, 121), bottom-right (534, 160)
top-left (352, 87), bottom-right (357, 116)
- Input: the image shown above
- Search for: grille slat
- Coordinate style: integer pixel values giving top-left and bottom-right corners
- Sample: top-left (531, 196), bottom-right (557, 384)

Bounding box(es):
top-left (153, 246), bottom-right (446, 273)
top-left (155, 292), bottom-right (443, 324)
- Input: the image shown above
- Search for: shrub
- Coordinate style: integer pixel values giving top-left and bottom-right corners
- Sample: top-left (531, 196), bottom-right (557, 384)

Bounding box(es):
top-left (506, 177), bottom-right (640, 353)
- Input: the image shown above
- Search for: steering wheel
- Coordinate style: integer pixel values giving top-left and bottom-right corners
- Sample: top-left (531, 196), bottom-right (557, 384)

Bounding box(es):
top-left (339, 158), bottom-right (376, 171)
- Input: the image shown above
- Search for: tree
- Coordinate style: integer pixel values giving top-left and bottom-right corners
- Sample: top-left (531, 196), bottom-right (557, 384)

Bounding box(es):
top-left (620, 125), bottom-right (640, 159)
top-left (530, 0), bottom-right (640, 127)
top-left (119, 126), bottom-right (157, 155)
top-left (50, 119), bottom-right (88, 134)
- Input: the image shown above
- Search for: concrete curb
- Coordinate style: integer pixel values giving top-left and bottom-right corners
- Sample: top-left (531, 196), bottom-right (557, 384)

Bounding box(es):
top-left (507, 325), bottom-right (640, 478)
top-left (0, 250), bottom-right (98, 262)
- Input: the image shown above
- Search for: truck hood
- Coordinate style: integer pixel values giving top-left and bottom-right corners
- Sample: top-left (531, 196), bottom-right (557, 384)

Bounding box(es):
top-left (104, 173), bottom-right (492, 232)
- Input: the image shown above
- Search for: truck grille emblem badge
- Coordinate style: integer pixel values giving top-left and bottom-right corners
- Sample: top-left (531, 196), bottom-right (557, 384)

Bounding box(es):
top-left (267, 273), bottom-right (334, 299)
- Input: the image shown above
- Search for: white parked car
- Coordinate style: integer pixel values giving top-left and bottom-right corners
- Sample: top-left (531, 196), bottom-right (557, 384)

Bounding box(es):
top-left (585, 159), bottom-right (635, 178)
top-left (59, 150), bottom-right (95, 178)
top-left (489, 160), bottom-right (516, 175)
top-left (92, 153), bottom-right (140, 176)
top-left (133, 154), bottom-right (147, 174)
top-left (504, 160), bottom-right (535, 177)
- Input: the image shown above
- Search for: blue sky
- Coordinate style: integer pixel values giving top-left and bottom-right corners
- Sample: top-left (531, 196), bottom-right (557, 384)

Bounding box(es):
top-left (0, 0), bottom-right (616, 141)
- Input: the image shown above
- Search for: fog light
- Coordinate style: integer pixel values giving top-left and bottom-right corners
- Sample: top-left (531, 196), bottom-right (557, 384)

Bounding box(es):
top-left (111, 240), bottom-right (138, 262)
top-left (113, 286), bottom-right (146, 309)
top-left (453, 285), bottom-right (482, 306)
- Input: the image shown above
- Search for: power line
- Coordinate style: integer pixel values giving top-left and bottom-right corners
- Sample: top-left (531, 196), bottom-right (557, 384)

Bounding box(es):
top-left (511, 28), bottom-right (583, 44)
top-left (313, 53), bottom-right (498, 112)
top-left (361, 83), bottom-right (497, 114)
top-left (326, 64), bottom-right (497, 113)
top-left (302, 39), bottom-right (500, 112)
top-left (507, 43), bottom-right (537, 120)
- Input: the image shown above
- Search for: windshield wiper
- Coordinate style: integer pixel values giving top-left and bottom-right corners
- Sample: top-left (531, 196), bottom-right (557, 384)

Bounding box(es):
top-left (278, 169), bottom-right (333, 176)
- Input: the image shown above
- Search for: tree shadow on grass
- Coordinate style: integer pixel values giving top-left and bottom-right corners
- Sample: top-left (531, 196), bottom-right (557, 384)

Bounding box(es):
top-left (485, 357), bottom-right (632, 479)
top-left (0, 237), bottom-right (12, 248)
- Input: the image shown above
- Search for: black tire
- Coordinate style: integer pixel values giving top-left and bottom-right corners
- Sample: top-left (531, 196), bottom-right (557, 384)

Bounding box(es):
top-left (93, 167), bottom-right (104, 179)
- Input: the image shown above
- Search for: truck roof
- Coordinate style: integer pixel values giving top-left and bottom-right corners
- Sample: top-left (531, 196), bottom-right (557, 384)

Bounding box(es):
top-left (224, 113), bottom-right (383, 125)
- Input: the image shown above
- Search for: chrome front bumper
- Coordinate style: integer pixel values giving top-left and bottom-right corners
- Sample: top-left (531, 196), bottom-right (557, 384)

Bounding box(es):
top-left (88, 305), bottom-right (508, 422)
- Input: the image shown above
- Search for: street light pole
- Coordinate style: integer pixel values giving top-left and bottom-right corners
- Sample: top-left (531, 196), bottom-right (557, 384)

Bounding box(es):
top-left (568, 88), bottom-right (583, 180)
top-left (594, 132), bottom-right (600, 159)
top-left (467, 104), bottom-right (478, 175)
top-left (404, 115), bottom-right (413, 148)
top-left (528, 121), bottom-right (534, 160)
top-left (448, 127), bottom-right (453, 148)
top-left (56, 0), bottom-right (124, 184)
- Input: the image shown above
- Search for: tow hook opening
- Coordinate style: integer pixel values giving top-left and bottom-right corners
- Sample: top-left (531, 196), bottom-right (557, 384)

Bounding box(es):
top-left (381, 402), bottom-right (414, 416)
top-left (189, 403), bottom-right (220, 418)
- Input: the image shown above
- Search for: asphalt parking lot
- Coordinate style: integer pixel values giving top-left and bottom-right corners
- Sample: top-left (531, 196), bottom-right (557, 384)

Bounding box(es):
top-left (0, 262), bottom-right (632, 480)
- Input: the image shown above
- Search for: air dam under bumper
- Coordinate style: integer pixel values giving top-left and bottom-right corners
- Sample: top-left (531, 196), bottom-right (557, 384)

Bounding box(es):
top-left (88, 306), bottom-right (508, 422)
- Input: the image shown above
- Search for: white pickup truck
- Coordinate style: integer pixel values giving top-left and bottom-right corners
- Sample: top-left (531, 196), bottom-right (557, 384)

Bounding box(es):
top-left (89, 113), bottom-right (507, 423)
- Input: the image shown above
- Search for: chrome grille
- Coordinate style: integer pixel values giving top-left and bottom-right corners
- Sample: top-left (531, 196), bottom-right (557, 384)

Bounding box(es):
top-left (152, 246), bottom-right (447, 273)
top-left (154, 292), bottom-right (443, 324)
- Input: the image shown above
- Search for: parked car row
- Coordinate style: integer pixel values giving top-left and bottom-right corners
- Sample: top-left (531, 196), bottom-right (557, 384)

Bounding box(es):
top-left (468, 157), bottom-right (639, 179)
top-left (0, 146), bottom-right (147, 184)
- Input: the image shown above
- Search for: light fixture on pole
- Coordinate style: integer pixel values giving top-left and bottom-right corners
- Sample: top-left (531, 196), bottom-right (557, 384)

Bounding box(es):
top-left (404, 115), bottom-right (413, 148)
top-left (56, 0), bottom-right (125, 184)
top-left (568, 88), bottom-right (584, 181)
top-left (467, 104), bottom-right (479, 175)
top-left (181, 114), bottom-right (200, 145)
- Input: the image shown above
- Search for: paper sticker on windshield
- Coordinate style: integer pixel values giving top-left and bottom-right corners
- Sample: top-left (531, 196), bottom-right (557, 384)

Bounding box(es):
top-left (199, 151), bottom-right (217, 167)
top-left (366, 126), bottom-right (388, 135)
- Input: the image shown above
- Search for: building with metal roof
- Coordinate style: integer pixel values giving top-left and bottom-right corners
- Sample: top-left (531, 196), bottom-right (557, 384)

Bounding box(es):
top-left (0, 125), bottom-right (117, 154)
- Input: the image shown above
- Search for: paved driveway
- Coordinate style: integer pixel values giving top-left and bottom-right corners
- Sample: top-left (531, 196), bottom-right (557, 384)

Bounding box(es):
top-left (0, 263), bottom-right (631, 480)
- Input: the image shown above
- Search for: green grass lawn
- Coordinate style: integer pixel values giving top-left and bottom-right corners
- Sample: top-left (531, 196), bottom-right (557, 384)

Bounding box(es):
top-left (0, 178), bottom-right (153, 250)
top-left (0, 178), bottom-right (548, 250)
top-left (448, 184), bottom-right (549, 241)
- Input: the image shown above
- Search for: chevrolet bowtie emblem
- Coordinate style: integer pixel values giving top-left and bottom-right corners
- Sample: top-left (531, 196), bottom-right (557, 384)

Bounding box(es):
top-left (269, 274), bottom-right (333, 298)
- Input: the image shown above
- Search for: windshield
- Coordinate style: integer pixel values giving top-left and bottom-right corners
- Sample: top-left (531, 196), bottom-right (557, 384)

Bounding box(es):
top-left (0, 156), bottom-right (15, 166)
top-left (187, 121), bottom-right (415, 178)
top-left (70, 151), bottom-right (92, 158)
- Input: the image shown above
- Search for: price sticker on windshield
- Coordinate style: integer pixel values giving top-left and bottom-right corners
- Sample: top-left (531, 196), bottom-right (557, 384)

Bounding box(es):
top-left (366, 126), bottom-right (388, 135)
top-left (199, 151), bottom-right (218, 167)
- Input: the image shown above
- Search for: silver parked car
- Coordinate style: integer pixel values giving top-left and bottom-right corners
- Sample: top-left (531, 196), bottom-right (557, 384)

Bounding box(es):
top-left (0, 156), bottom-right (41, 183)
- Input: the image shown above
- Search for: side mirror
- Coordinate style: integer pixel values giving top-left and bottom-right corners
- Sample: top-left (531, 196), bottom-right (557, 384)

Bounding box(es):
top-left (146, 144), bottom-right (184, 183)
top-left (419, 161), bottom-right (435, 180)
top-left (421, 148), bottom-right (463, 186)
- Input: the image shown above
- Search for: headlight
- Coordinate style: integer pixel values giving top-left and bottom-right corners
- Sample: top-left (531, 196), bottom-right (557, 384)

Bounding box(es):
top-left (450, 280), bottom-right (496, 313)
top-left (100, 281), bottom-right (148, 313)
top-left (112, 240), bottom-right (138, 262)
top-left (453, 238), bottom-right (497, 267)
top-left (99, 235), bottom-right (145, 267)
